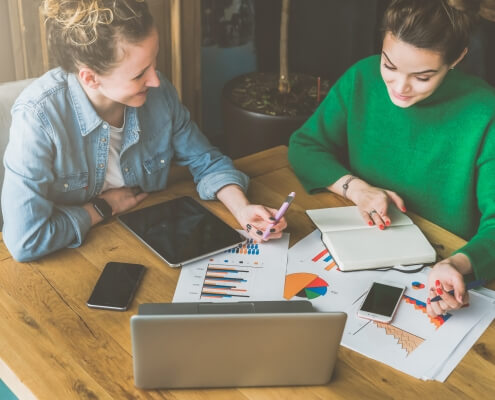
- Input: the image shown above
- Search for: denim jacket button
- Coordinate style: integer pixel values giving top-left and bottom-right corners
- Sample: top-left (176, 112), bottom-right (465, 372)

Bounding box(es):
top-left (64, 183), bottom-right (68, 188)
top-left (102, 123), bottom-right (109, 130)
top-left (160, 159), bottom-right (165, 164)
top-left (101, 137), bottom-right (107, 142)
top-left (98, 163), bottom-right (104, 169)
top-left (124, 168), bottom-right (129, 172)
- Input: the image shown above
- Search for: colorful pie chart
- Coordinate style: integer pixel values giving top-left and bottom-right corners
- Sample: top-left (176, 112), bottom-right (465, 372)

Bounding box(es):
top-left (284, 273), bottom-right (328, 300)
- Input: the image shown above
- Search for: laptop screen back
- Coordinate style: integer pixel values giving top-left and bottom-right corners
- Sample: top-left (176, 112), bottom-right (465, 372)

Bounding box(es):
top-left (131, 301), bottom-right (346, 388)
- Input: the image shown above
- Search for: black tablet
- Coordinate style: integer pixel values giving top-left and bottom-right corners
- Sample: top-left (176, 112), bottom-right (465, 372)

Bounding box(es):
top-left (117, 196), bottom-right (245, 267)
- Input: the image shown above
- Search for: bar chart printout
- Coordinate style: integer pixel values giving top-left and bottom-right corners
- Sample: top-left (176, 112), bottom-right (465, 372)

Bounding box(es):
top-left (201, 264), bottom-right (252, 299)
top-left (173, 232), bottom-right (290, 302)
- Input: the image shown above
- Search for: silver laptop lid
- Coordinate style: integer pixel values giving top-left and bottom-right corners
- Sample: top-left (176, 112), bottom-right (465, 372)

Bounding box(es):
top-left (137, 300), bottom-right (315, 315)
top-left (131, 301), bottom-right (347, 389)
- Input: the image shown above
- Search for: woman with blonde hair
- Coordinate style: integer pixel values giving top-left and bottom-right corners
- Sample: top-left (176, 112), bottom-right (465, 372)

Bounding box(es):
top-left (1, 0), bottom-right (286, 262)
top-left (289, 0), bottom-right (495, 317)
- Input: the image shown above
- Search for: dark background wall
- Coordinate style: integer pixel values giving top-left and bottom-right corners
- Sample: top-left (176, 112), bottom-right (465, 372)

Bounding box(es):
top-left (201, 0), bottom-right (495, 145)
top-left (255, 0), bottom-right (389, 86)
top-left (254, 0), bottom-right (495, 86)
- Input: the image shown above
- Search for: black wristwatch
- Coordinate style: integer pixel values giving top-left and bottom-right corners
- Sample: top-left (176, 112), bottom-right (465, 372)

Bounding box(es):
top-left (90, 197), bottom-right (113, 221)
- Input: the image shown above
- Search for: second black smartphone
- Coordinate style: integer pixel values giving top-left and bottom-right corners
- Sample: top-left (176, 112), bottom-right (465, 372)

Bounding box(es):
top-left (87, 262), bottom-right (146, 311)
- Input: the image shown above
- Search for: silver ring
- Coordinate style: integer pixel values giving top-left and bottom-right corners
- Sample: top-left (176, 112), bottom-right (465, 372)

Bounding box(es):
top-left (369, 209), bottom-right (378, 217)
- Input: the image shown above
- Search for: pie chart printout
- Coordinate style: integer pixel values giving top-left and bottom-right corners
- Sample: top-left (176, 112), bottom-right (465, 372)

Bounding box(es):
top-left (284, 273), bottom-right (328, 300)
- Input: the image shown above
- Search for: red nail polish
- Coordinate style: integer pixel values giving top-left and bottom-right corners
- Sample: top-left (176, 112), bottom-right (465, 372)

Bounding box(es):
top-left (401, 207), bottom-right (407, 212)
top-left (435, 280), bottom-right (441, 287)
top-left (437, 288), bottom-right (443, 295)
top-left (385, 220), bottom-right (390, 226)
top-left (427, 298), bottom-right (431, 304)
top-left (379, 224), bottom-right (384, 230)
top-left (368, 221), bottom-right (373, 226)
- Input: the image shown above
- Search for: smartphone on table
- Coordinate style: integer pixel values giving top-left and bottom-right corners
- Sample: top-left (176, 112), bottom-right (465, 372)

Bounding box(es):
top-left (357, 280), bottom-right (406, 323)
top-left (87, 262), bottom-right (146, 311)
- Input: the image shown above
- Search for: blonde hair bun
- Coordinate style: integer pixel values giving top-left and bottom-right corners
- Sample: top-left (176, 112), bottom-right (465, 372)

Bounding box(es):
top-left (42, 0), bottom-right (152, 73)
top-left (43, 0), bottom-right (117, 46)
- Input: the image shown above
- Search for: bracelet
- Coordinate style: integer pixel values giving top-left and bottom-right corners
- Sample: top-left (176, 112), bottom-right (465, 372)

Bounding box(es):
top-left (342, 175), bottom-right (357, 200)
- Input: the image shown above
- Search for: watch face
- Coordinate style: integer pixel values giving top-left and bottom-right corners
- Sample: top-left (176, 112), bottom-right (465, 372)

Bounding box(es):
top-left (93, 198), bottom-right (112, 219)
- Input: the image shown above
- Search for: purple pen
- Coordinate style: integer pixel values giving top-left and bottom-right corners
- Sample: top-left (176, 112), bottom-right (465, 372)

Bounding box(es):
top-left (262, 192), bottom-right (295, 240)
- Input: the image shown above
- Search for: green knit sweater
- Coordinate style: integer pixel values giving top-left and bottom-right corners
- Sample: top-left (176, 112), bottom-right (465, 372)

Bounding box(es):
top-left (288, 55), bottom-right (495, 281)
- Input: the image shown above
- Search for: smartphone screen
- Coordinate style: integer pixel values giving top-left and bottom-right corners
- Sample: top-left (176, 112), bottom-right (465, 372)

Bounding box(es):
top-left (358, 282), bottom-right (405, 322)
top-left (87, 262), bottom-right (146, 311)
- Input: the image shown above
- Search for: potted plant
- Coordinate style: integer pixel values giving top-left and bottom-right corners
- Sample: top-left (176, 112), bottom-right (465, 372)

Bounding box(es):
top-left (221, 0), bottom-right (330, 158)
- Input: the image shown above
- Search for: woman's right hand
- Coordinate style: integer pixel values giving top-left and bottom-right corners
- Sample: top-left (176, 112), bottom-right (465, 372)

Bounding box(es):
top-left (344, 178), bottom-right (407, 229)
top-left (99, 186), bottom-right (149, 215)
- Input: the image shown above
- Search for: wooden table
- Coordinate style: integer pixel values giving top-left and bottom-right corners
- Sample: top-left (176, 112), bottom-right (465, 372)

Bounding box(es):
top-left (0, 146), bottom-right (494, 399)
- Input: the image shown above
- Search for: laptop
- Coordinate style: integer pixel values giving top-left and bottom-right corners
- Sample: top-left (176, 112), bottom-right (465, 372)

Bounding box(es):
top-left (130, 300), bottom-right (347, 389)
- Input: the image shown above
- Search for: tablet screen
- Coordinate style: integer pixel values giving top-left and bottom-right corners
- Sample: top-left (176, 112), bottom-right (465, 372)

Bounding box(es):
top-left (118, 196), bottom-right (244, 266)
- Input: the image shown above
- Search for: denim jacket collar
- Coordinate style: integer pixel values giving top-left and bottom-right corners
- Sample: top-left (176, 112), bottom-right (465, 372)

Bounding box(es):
top-left (67, 73), bottom-right (141, 139)
top-left (122, 105), bottom-right (141, 153)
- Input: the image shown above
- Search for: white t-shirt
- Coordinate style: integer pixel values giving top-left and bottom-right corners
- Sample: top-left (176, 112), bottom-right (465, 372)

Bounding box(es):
top-left (101, 120), bottom-right (125, 193)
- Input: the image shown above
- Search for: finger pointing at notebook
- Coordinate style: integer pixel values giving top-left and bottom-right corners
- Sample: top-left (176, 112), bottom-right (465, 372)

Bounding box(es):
top-left (328, 175), bottom-right (407, 230)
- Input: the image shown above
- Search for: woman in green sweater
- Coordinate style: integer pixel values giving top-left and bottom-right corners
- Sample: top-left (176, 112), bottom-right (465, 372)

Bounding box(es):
top-left (289, 0), bottom-right (495, 317)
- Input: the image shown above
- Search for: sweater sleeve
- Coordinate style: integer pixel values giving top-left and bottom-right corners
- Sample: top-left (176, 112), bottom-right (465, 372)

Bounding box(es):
top-left (456, 119), bottom-right (495, 281)
top-left (288, 66), bottom-right (354, 193)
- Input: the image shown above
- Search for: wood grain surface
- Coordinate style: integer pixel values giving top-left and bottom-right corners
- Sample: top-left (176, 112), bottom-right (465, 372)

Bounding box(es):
top-left (0, 146), bottom-right (493, 400)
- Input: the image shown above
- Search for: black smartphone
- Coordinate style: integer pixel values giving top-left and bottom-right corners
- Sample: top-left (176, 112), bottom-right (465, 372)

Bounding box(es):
top-left (87, 262), bottom-right (146, 311)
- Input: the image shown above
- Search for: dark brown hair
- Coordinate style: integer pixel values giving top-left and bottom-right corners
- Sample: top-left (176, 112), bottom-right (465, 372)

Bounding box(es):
top-left (382, 0), bottom-right (481, 64)
top-left (43, 0), bottom-right (154, 74)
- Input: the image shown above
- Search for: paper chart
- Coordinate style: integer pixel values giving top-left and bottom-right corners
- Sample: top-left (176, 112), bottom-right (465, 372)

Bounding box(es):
top-left (173, 232), bottom-right (289, 302)
top-left (285, 230), bottom-right (372, 311)
top-left (286, 230), bottom-right (495, 381)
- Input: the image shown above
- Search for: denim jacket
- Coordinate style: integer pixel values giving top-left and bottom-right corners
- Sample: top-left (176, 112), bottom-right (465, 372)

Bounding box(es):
top-left (1, 68), bottom-right (248, 261)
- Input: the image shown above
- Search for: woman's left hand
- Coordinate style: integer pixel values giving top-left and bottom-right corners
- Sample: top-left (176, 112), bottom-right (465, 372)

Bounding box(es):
top-left (234, 204), bottom-right (287, 241)
top-left (426, 258), bottom-right (469, 317)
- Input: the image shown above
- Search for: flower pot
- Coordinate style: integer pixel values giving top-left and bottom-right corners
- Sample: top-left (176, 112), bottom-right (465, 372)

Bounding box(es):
top-left (221, 72), bottom-right (322, 158)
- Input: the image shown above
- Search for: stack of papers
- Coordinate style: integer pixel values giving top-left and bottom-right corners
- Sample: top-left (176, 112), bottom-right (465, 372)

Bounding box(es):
top-left (173, 229), bottom-right (495, 381)
top-left (284, 230), bottom-right (495, 382)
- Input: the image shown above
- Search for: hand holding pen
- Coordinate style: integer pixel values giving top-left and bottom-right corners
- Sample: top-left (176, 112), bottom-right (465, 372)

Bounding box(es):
top-left (262, 192), bottom-right (295, 240)
top-left (429, 279), bottom-right (485, 302)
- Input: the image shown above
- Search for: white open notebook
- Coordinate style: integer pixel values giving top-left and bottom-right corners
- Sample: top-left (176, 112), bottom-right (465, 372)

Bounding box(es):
top-left (306, 206), bottom-right (436, 271)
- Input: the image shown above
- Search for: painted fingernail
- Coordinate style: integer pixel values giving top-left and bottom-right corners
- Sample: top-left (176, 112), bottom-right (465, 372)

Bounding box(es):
top-left (379, 224), bottom-right (384, 230)
top-left (368, 221), bottom-right (373, 226)
top-left (401, 207), bottom-right (407, 212)
top-left (435, 280), bottom-right (441, 287)
top-left (256, 230), bottom-right (263, 236)
top-left (270, 228), bottom-right (276, 232)
top-left (385, 220), bottom-right (390, 226)
top-left (436, 288), bottom-right (443, 295)
top-left (427, 298), bottom-right (431, 304)
top-left (269, 217), bottom-right (276, 221)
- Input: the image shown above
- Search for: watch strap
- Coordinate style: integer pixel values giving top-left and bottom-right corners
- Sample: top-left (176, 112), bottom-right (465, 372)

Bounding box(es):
top-left (90, 197), bottom-right (113, 221)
